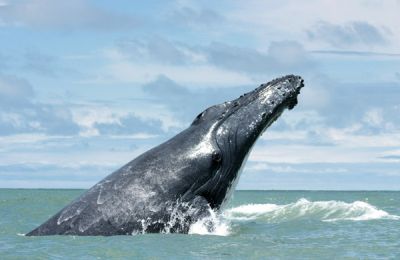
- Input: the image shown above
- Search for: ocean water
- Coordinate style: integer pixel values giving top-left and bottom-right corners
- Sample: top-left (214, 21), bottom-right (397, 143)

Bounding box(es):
top-left (1, 189), bottom-right (399, 259)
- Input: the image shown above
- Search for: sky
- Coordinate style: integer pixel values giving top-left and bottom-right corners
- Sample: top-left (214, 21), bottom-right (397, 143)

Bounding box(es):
top-left (0, 0), bottom-right (400, 190)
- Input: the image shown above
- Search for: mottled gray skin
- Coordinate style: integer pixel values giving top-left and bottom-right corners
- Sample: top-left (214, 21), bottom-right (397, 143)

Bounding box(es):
top-left (27, 75), bottom-right (304, 236)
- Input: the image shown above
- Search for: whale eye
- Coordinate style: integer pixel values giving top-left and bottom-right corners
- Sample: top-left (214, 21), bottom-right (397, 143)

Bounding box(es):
top-left (212, 151), bottom-right (222, 164)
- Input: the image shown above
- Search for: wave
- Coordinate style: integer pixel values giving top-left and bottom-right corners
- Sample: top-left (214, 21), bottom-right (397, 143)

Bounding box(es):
top-left (188, 198), bottom-right (399, 236)
top-left (223, 198), bottom-right (400, 222)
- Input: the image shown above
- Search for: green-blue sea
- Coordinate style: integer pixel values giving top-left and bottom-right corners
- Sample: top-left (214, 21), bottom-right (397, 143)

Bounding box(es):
top-left (1, 189), bottom-right (399, 259)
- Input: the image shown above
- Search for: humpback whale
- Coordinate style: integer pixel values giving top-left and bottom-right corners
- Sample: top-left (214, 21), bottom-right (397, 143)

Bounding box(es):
top-left (27, 75), bottom-right (304, 236)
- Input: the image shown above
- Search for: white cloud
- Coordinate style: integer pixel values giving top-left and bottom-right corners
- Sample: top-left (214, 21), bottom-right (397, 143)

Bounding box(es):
top-left (166, 3), bottom-right (225, 29)
top-left (250, 143), bottom-right (372, 164)
top-left (307, 21), bottom-right (387, 48)
top-left (0, 74), bottom-right (34, 101)
top-left (101, 48), bottom-right (254, 87)
top-left (99, 38), bottom-right (316, 87)
top-left (70, 102), bottom-right (183, 136)
top-left (275, 110), bottom-right (326, 129)
top-left (253, 122), bottom-right (400, 164)
top-left (363, 108), bottom-right (384, 127)
top-left (0, 0), bottom-right (137, 31)
top-left (225, 0), bottom-right (400, 52)
top-left (109, 133), bottom-right (158, 140)
top-left (0, 137), bottom-right (147, 166)
top-left (71, 106), bottom-right (123, 136)
top-left (0, 180), bottom-right (96, 189)
top-left (0, 112), bottom-right (24, 128)
top-left (247, 162), bottom-right (347, 174)
top-left (0, 133), bottom-right (70, 145)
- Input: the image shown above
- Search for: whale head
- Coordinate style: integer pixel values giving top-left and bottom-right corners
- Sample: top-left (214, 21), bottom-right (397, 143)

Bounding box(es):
top-left (183, 75), bottom-right (304, 209)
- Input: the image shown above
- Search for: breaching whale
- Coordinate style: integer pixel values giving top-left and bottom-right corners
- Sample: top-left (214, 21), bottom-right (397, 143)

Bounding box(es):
top-left (27, 75), bottom-right (304, 236)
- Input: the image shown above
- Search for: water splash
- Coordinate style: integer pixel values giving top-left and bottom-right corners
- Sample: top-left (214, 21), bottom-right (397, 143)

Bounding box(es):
top-left (134, 198), bottom-right (399, 236)
top-left (188, 208), bottom-right (230, 236)
top-left (223, 198), bottom-right (400, 223)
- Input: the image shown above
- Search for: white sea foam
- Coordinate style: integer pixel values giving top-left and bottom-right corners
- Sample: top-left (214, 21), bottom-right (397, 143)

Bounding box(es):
top-left (223, 198), bottom-right (400, 223)
top-left (134, 198), bottom-right (398, 236)
top-left (187, 198), bottom-right (399, 236)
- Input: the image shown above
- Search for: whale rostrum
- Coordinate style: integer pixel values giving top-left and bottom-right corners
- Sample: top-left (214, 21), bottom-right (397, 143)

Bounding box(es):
top-left (27, 75), bottom-right (304, 236)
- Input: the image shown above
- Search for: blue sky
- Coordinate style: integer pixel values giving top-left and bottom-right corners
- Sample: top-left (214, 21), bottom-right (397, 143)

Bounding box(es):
top-left (0, 0), bottom-right (399, 189)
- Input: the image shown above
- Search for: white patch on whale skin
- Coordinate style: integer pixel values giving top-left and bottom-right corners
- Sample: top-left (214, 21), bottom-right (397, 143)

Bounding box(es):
top-left (57, 204), bottom-right (83, 225)
top-left (96, 187), bottom-right (106, 205)
top-left (259, 86), bottom-right (275, 105)
top-left (188, 121), bottom-right (219, 159)
top-left (72, 182), bottom-right (158, 233)
top-left (216, 126), bottom-right (228, 136)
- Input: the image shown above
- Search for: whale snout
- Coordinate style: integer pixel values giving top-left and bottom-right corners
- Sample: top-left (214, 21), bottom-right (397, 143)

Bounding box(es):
top-left (289, 75), bottom-right (304, 87)
top-left (276, 74), bottom-right (304, 92)
top-left (253, 75), bottom-right (304, 110)
top-left (284, 75), bottom-right (303, 109)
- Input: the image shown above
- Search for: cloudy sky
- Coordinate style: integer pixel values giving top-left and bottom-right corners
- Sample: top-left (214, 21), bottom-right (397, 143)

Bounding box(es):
top-left (0, 0), bottom-right (399, 189)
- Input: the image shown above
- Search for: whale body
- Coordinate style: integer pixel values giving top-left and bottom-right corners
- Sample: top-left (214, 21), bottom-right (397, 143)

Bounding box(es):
top-left (27, 75), bottom-right (304, 236)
